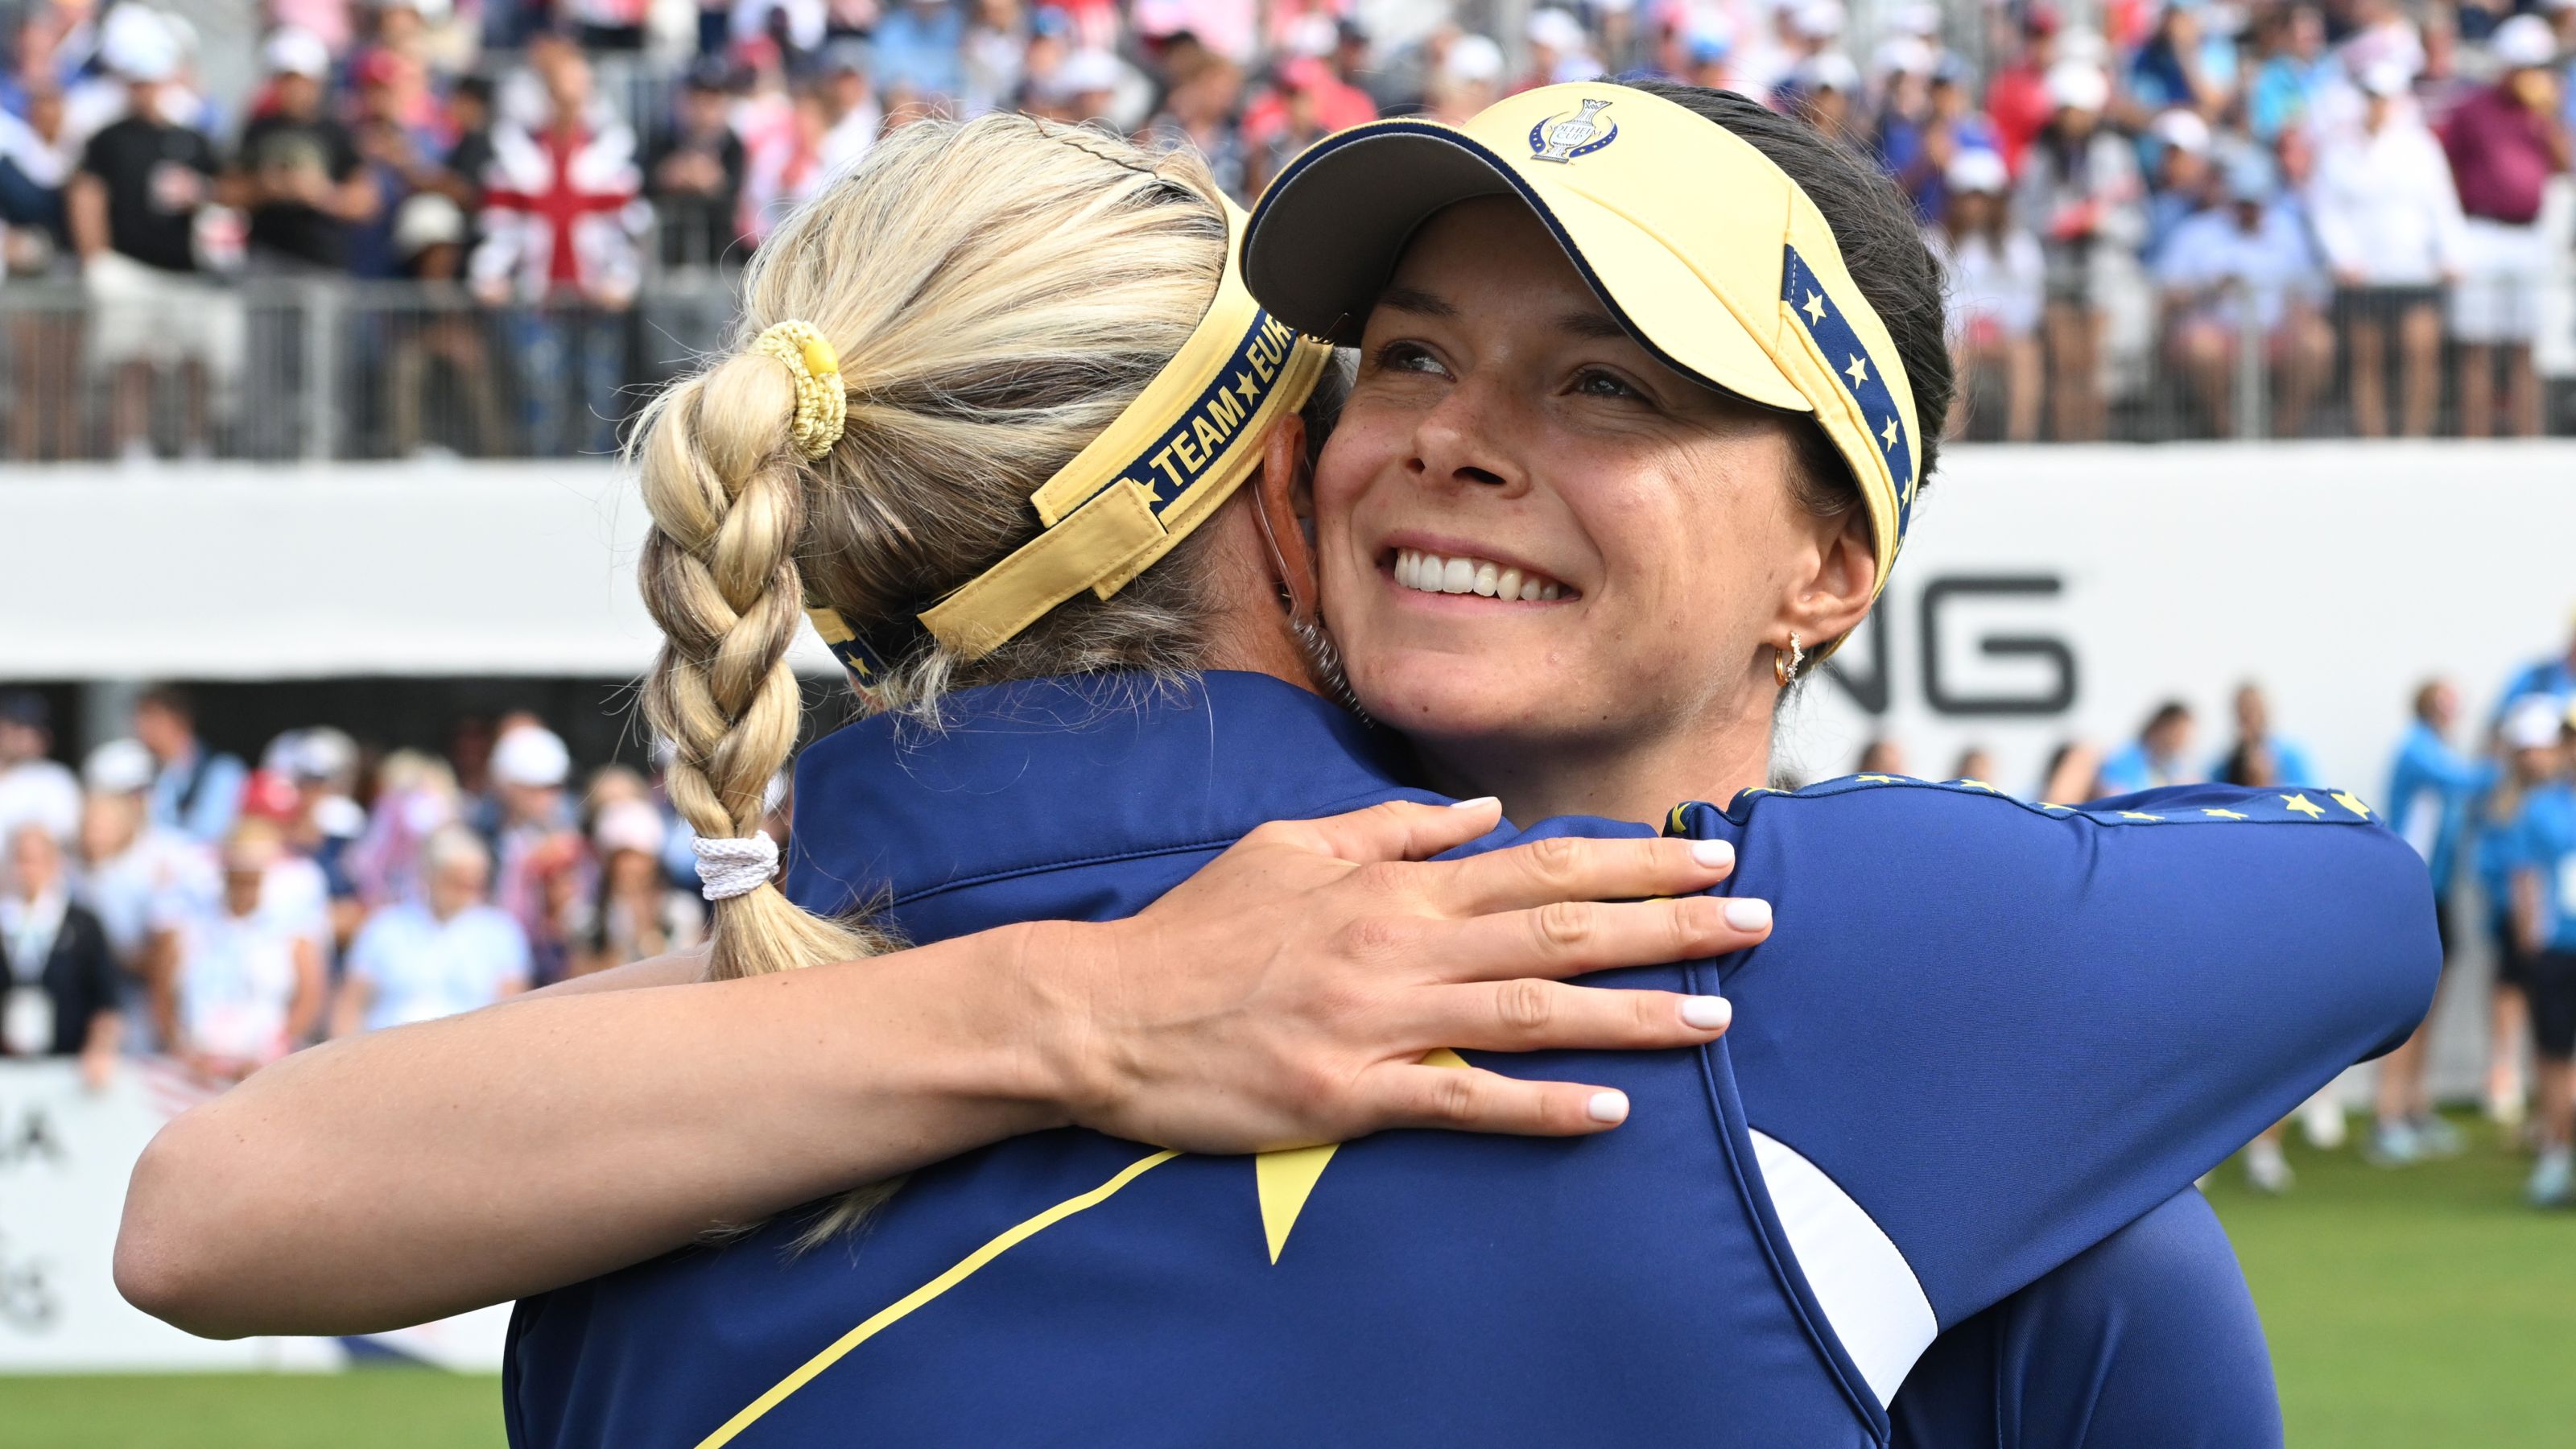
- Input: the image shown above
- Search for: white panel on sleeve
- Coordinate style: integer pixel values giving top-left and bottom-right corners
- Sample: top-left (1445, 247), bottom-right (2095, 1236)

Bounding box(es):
top-left (1748, 1129), bottom-right (1938, 1407)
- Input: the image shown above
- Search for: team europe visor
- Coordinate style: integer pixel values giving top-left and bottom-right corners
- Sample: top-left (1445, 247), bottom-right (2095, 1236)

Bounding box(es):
top-left (808, 193), bottom-right (1333, 679)
top-left (1243, 82), bottom-right (1922, 599)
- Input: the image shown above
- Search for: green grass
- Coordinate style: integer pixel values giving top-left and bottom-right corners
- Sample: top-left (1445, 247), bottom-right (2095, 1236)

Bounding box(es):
top-left (0, 1117), bottom-right (2562, 1448)
top-left (0, 1368), bottom-right (502, 1449)
top-left (2204, 1111), bottom-right (2576, 1447)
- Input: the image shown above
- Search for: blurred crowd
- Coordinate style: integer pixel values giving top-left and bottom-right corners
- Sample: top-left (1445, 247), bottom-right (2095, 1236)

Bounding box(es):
top-left (1846, 611), bottom-right (2576, 1208)
top-left (7, 625), bottom-right (2576, 1204)
top-left (0, 0), bottom-right (2572, 458)
top-left (0, 685), bottom-right (733, 1088)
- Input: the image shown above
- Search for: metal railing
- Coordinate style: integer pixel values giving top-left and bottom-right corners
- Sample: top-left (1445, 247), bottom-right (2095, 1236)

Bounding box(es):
top-left (0, 273), bottom-right (742, 462)
top-left (0, 268), bottom-right (2567, 461)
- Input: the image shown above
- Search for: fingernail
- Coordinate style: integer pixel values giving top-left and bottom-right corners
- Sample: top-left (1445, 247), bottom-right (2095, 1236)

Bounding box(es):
top-left (1681, 995), bottom-right (1732, 1030)
top-left (1586, 1090), bottom-right (1629, 1124)
top-left (1448, 795), bottom-right (1500, 811)
top-left (1690, 839), bottom-right (1734, 870)
top-left (1724, 897), bottom-right (1772, 931)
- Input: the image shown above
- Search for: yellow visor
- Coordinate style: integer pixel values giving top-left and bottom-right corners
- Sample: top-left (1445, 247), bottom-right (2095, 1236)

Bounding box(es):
top-left (1242, 82), bottom-right (1920, 594)
top-left (902, 196), bottom-right (1334, 663)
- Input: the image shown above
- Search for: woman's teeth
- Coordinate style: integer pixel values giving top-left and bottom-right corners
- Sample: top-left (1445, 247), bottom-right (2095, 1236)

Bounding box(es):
top-left (1393, 548), bottom-right (1565, 601)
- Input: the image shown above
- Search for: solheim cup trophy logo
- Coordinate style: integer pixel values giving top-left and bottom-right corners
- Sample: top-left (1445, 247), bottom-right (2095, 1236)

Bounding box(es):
top-left (1529, 98), bottom-right (1618, 163)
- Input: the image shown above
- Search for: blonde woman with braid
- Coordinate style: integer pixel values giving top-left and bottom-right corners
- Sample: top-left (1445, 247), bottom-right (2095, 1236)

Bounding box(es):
top-left (125, 99), bottom-right (2431, 1447)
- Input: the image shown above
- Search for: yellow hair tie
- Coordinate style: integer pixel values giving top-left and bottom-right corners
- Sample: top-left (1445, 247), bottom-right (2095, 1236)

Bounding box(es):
top-left (749, 320), bottom-right (847, 460)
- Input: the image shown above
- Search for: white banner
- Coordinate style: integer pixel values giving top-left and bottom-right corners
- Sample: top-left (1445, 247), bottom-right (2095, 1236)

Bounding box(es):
top-left (0, 1058), bottom-right (505, 1373)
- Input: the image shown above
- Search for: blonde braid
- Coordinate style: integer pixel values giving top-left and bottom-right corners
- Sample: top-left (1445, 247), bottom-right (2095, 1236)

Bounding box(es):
top-left (634, 357), bottom-right (886, 982)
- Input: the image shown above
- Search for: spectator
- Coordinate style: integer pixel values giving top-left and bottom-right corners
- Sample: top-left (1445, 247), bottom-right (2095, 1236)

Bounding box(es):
top-left (0, 79), bottom-right (81, 460)
top-left (0, 824), bottom-right (122, 1088)
top-left (332, 825), bottom-right (529, 1034)
top-left (2213, 681), bottom-right (2319, 787)
top-left (2496, 614), bottom-right (2576, 723)
top-left (345, 748), bottom-right (462, 909)
top-left (2140, 109), bottom-right (2215, 266)
top-left (2245, 3), bottom-right (2332, 142)
top-left (1952, 747), bottom-right (1998, 786)
top-left (346, 47), bottom-right (451, 279)
top-left (2039, 740), bottom-right (2105, 803)
top-left (1786, 50), bottom-right (1864, 147)
top-left (2017, 60), bottom-right (2142, 442)
top-left (1855, 738), bottom-right (1906, 777)
top-left (72, 740), bottom-right (216, 1050)
top-left (382, 190), bottom-right (511, 456)
top-left (485, 722), bottom-right (585, 985)
top-left (1242, 55), bottom-right (1373, 193)
top-left (1930, 148), bottom-right (2043, 442)
top-left (2309, 60), bottom-right (2464, 440)
top-left (2375, 678), bottom-right (2490, 1166)
top-left (231, 28), bottom-right (378, 275)
top-left (132, 685), bottom-right (247, 845)
top-left (874, 0), bottom-right (968, 101)
top-left (570, 800), bottom-right (703, 976)
top-left (2500, 699), bottom-right (2576, 1205)
top-left (959, 0), bottom-right (1028, 117)
top-left (1521, 8), bottom-right (1604, 91)
top-left (1423, 33), bottom-right (1503, 126)
top-left (2155, 153), bottom-right (2333, 438)
top-left (648, 60), bottom-right (750, 268)
top-left (2127, 0), bottom-right (2235, 117)
top-left (471, 47), bottom-right (645, 456)
top-left (151, 822), bottom-right (325, 1084)
top-left (742, 79), bottom-right (836, 243)
top-left (68, 8), bottom-right (229, 462)
top-left (2441, 14), bottom-right (2569, 438)
top-left (2099, 700), bottom-right (2198, 794)
top-left (818, 40), bottom-right (882, 170)
top-left (1982, 5), bottom-right (2061, 175)
top-left (0, 691), bottom-right (80, 845)
top-left (1146, 47), bottom-right (1248, 198)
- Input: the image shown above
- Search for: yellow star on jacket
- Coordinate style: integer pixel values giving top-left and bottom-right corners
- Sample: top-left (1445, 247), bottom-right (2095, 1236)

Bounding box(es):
top-left (2281, 794), bottom-right (2326, 819)
top-left (2331, 791), bottom-right (2372, 819)
top-left (1254, 1048), bottom-right (1472, 1262)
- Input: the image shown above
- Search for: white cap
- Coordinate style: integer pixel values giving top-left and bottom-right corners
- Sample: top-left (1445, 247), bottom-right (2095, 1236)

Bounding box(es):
top-left (1887, 1), bottom-right (1940, 37)
top-left (83, 738), bottom-right (156, 795)
top-left (2150, 107), bottom-right (2212, 155)
top-left (1876, 36), bottom-right (1934, 77)
top-left (1054, 48), bottom-right (1121, 95)
top-left (2503, 696), bottom-right (2566, 750)
top-left (1798, 50), bottom-right (1860, 93)
top-left (2358, 57), bottom-right (2412, 97)
top-left (1443, 35), bottom-right (1505, 85)
top-left (1792, 0), bottom-right (1845, 40)
top-left (393, 192), bottom-right (466, 256)
top-left (101, 6), bottom-right (182, 83)
top-left (2492, 14), bottom-right (2557, 70)
top-left (1946, 147), bottom-right (2008, 195)
top-left (1527, 8), bottom-right (1586, 52)
top-left (592, 799), bottom-right (668, 857)
top-left (263, 27), bottom-right (331, 80)
top-left (489, 724), bottom-right (571, 789)
top-left (2045, 59), bottom-right (2110, 113)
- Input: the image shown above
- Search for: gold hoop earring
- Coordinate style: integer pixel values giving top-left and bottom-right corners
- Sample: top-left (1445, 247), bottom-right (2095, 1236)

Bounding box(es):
top-left (1773, 632), bottom-right (1806, 689)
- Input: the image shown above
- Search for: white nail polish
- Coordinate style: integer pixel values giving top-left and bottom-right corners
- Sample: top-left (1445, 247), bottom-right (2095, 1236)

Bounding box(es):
top-left (1448, 795), bottom-right (1501, 810)
top-left (1723, 898), bottom-right (1772, 931)
top-left (1681, 996), bottom-right (1732, 1030)
top-left (1690, 839), bottom-right (1734, 870)
top-left (1586, 1090), bottom-right (1629, 1124)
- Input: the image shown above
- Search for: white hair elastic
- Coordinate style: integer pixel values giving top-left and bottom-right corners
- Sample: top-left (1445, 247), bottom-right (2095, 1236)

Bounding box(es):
top-left (691, 831), bottom-right (780, 902)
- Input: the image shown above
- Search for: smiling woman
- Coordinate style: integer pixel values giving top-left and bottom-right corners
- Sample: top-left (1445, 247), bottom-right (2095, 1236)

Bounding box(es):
top-left (1245, 83), bottom-right (1954, 824)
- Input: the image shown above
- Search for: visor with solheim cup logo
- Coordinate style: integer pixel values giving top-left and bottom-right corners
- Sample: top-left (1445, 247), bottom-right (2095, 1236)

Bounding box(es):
top-left (1243, 82), bottom-right (1921, 612)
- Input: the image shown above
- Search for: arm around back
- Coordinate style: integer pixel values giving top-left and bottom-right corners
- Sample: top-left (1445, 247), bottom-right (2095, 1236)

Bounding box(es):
top-left (1699, 778), bottom-right (2439, 1330)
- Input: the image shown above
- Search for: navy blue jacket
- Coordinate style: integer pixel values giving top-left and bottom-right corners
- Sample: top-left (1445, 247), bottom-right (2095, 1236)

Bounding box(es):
top-left (507, 671), bottom-right (2433, 1447)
